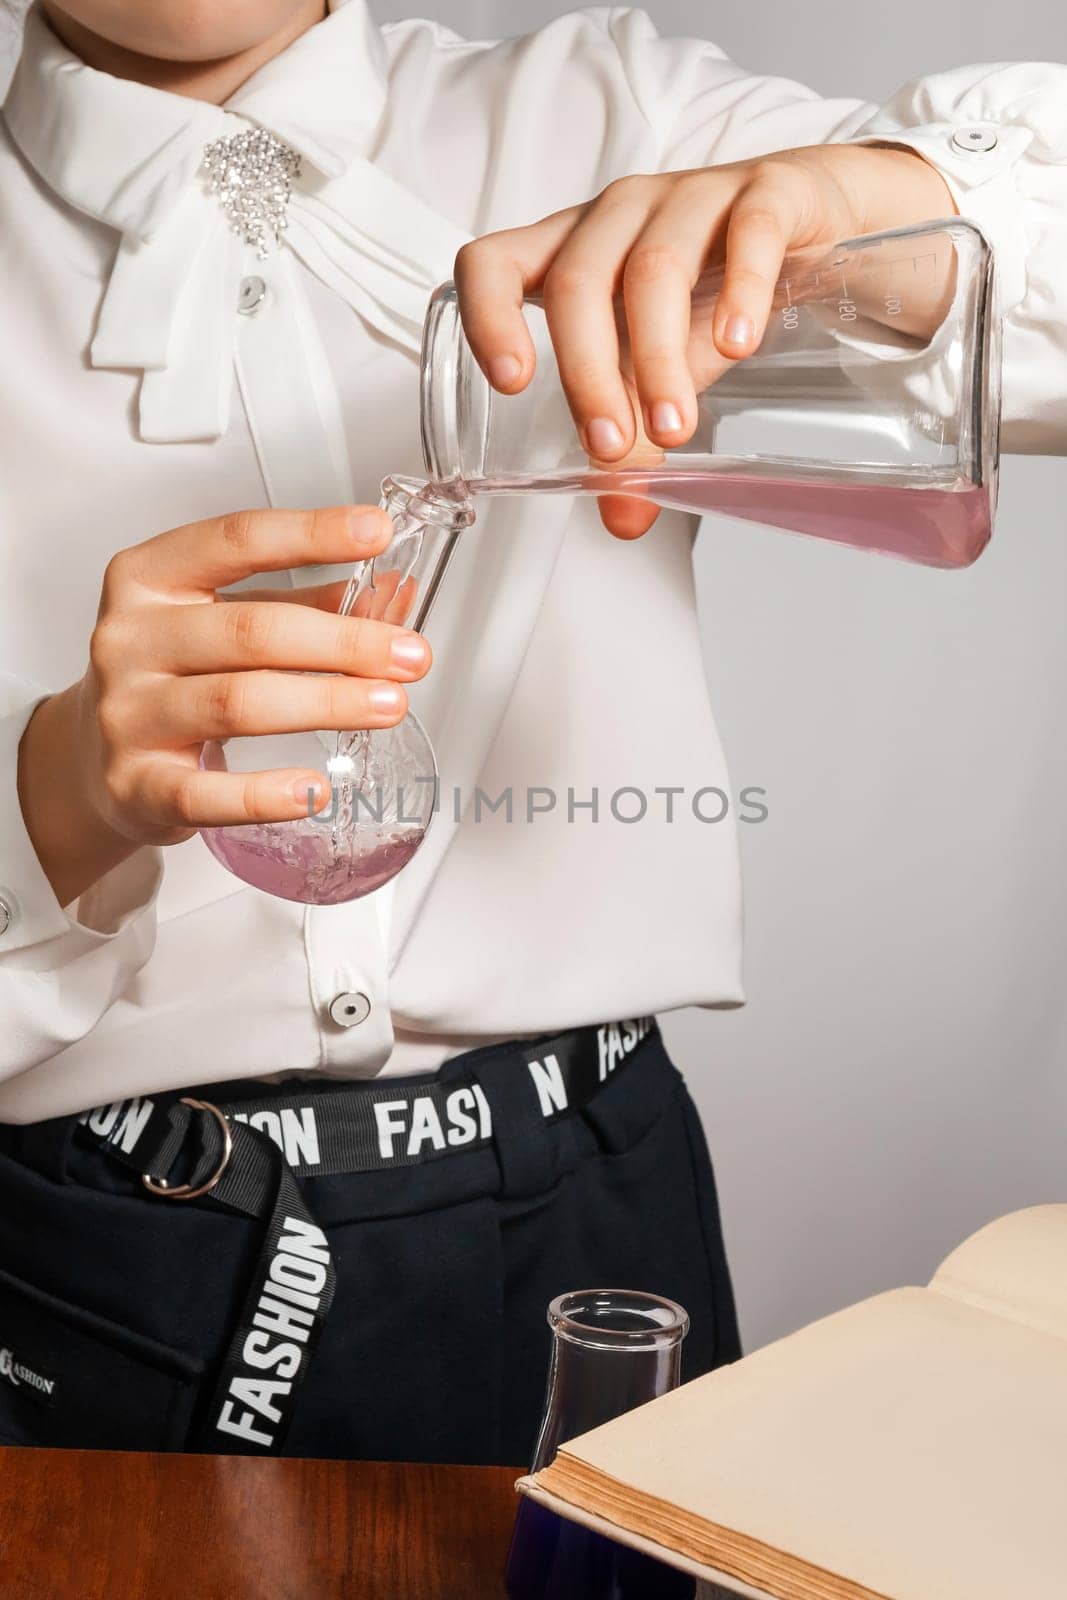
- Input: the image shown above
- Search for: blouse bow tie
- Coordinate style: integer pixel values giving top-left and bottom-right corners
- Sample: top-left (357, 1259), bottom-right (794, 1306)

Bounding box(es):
top-left (89, 132), bottom-right (471, 447)
top-left (4, 4), bottom-right (472, 462)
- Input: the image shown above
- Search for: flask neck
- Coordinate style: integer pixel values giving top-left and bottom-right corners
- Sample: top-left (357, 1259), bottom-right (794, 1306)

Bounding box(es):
top-left (420, 283), bottom-right (491, 488)
top-left (529, 1290), bottom-right (689, 1474)
top-left (337, 475), bottom-right (474, 634)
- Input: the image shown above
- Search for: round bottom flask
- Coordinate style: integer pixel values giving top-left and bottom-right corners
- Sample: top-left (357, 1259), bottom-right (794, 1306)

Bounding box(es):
top-left (198, 477), bottom-right (474, 906)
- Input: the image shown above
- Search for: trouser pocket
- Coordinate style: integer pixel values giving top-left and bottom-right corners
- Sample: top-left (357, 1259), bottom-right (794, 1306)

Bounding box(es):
top-left (0, 1265), bottom-right (203, 1451)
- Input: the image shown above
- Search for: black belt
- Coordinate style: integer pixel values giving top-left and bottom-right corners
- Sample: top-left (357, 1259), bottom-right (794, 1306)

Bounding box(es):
top-left (75, 1016), bottom-right (656, 1457)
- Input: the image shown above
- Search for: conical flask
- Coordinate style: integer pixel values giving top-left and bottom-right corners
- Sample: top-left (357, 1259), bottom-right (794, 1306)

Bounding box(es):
top-left (506, 1289), bottom-right (696, 1600)
top-left (422, 218), bottom-right (1000, 568)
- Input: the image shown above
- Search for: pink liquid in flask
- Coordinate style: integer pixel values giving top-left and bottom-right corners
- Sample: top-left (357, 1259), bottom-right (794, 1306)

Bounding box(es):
top-left (478, 469), bottom-right (992, 569)
top-left (201, 818), bottom-right (424, 904)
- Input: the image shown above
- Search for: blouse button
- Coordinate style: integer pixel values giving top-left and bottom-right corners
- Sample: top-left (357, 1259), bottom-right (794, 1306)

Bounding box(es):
top-left (0, 894), bottom-right (15, 937)
top-left (237, 275), bottom-right (268, 315)
top-left (328, 991), bottom-right (372, 1028)
top-left (951, 126), bottom-right (998, 154)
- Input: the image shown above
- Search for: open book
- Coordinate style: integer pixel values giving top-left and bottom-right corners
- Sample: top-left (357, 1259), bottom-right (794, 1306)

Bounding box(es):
top-left (518, 1206), bottom-right (1067, 1600)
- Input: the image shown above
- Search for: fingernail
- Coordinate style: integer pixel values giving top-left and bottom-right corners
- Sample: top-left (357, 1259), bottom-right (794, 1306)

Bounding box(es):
top-left (294, 777), bottom-right (324, 808)
top-left (390, 632), bottom-right (429, 671)
top-left (722, 314), bottom-right (755, 349)
top-left (488, 354), bottom-right (522, 388)
top-left (368, 684), bottom-right (404, 713)
top-left (587, 417), bottom-right (625, 457)
top-left (651, 401), bottom-right (684, 436)
top-left (350, 506), bottom-right (390, 540)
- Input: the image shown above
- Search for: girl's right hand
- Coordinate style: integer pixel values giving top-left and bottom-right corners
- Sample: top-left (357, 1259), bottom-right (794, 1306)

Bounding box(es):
top-left (17, 505), bottom-right (431, 904)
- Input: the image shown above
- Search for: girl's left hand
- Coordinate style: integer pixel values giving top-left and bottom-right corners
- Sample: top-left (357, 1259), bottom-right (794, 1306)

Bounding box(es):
top-left (454, 142), bottom-right (954, 537)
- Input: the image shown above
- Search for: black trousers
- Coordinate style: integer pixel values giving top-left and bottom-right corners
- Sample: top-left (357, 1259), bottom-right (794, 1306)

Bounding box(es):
top-left (0, 1029), bottom-right (739, 1465)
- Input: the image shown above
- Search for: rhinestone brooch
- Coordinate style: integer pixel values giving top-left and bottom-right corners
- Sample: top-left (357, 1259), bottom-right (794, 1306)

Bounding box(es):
top-left (203, 128), bottom-right (301, 260)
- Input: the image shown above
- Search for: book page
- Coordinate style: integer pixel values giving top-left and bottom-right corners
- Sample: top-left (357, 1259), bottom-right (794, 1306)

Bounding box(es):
top-left (533, 1283), bottom-right (1067, 1600)
top-left (931, 1204), bottom-right (1067, 1342)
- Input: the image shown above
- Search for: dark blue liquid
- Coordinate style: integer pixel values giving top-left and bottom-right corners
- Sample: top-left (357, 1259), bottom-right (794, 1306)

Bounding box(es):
top-left (505, 1498), bottom-right (695, 1600)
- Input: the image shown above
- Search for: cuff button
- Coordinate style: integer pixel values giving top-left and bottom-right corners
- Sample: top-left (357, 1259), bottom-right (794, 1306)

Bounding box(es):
top-left (0, 895), bottom-right (14, 937)
top-left (951, 126), bottom-right (998, 154)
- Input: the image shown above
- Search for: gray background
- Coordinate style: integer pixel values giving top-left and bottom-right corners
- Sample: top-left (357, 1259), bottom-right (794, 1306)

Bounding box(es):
top-left (3, 3), bottom-right (1064, 1352)
top-left (370, 0), bottom-right (1067, 1349)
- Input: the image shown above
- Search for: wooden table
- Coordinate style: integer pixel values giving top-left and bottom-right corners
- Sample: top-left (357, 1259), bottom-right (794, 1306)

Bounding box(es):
top-left (0, 1446), bottom-right (520, 1600)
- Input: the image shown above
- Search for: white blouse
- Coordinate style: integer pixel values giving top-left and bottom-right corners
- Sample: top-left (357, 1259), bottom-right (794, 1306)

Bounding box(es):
top-left (1, 1), bottom-right (1065, 1121)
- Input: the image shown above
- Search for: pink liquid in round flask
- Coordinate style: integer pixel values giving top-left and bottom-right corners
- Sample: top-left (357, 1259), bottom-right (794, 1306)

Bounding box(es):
top-left (199, 715), bottom-right (436, 905)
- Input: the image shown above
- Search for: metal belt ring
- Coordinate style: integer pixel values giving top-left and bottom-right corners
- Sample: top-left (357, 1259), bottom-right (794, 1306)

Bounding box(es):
top-left (142, 1097), bottom-right (233, 1201)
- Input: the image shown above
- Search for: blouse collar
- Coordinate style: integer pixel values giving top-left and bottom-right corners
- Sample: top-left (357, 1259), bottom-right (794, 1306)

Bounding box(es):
top-left (3, 0), bottom-right (389, 242)
top-left (1, 2), bottom-right (469, 448)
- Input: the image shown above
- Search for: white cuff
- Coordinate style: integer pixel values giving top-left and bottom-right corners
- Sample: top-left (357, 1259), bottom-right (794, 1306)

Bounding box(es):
top-left (849, 120), bottom-right (1031, 316)
top-left (0, 691), bottom-right (162, 956)
top-left (0, 692), bottom-right (76, 951)
top-left (846, 62), bottom-right (1067, 324)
